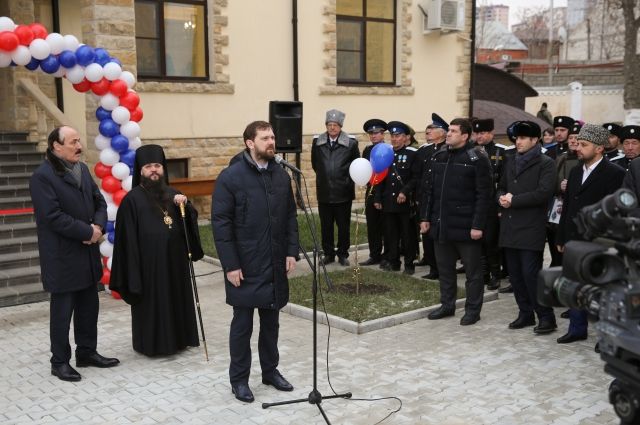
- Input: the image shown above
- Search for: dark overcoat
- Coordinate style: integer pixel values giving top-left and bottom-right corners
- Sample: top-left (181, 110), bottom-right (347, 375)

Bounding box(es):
top-left (311, 131), bottom-right (360, 204)
top-left (212, 152), bottom-right (299, 310)
top-left (497, 149), bottom-right (556, 251)
top-left (557, 158), bottom-right (625, 245)
top-left (29, 151), bottom-right (107, 293)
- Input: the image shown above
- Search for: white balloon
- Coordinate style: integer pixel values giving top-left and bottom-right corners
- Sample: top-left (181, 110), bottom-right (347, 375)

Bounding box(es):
top-left (120, 121), bottom-right (141, 139)
top-left (107, 256), bottom-right (113, 271)
top-left (11, 46), bottom-right (31, 66)
top-left (111, 162), bottom-right (130, 180)
top-left (65, 65), bottom-right (84, 84)
top-left (103, 62), bottom-right (122, 81)
top-left (95, 134), bottom-right (111, 150)
top-left (84, 63), bottom-right (104, 83)
top-left (52, 67), bottom-right (66, 78)
top-left (0, 52), bottom-right (11, 67)
top-left (99, 240), bottom-right (114, 257)
top-left (129, 137), bottom-right (142, 151)
top-left (100, 189), bottom-right (113, 203)
top-left (111, 106), bottom-right (130, 125)
top-left (120, 71), bottom-right (136, 88)
top-left (29, 39), bottom-right (51, 60)
top-left (45, 33), bottom-right (65, 55)
top-left (106, 203), bottom-right (117, 221)
top-left (62, 34), bottom-right (80, 52)
top-left (0, 17), bottom-right (16, 32)
top-left (100, 93), bottom-right (119, 111)
top-left (348, 158), bottom-right (373, 187)
top-left (99, 147), bottom-right (120, 166)
top-left (122, 175), bottom-right (133, 191)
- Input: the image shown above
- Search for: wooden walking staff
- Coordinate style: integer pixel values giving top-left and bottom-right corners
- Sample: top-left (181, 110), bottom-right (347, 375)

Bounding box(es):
top-left (179, 202), bottom-right (209, 362)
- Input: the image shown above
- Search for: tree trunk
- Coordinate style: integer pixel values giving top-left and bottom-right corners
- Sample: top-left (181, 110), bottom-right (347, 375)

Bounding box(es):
top-left (622, 0), bottom-right (640, 123)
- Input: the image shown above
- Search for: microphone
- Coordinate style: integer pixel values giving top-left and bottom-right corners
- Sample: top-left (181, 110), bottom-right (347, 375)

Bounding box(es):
top-left (274, 154), bottom-right (302, 174)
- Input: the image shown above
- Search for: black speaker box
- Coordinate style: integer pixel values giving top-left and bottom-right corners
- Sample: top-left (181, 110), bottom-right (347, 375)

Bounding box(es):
top-left (269, 101), bottom-right (303, 153)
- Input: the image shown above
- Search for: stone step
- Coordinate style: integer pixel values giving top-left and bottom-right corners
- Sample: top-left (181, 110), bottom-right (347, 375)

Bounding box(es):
top-left (0, 161), bottom-right (40, 174)
top-left (0, 151), bottom-right (44, 163)
top-left (0, 265), bottom-right (41, 288)
top-left (0, 141), bottom-right (39, 152)
top-left (0, 211), bottom-right (35, 225)
top-left (0, 183), bottom-right (30, 198)
top-left (0, 132), bottom-right (29, 142)
top-left (0, 221), bottom-right (37, 239)
top-left (0, 250), bottom-right (40, 270)
top-left (0, 235), bottom-right (39, 255)
top-left (0, 196), bottom-right (32, 210)
top-left (0, 282), bottom-right (48, 308)
top-left (0, 172), bottom-right (31, 186)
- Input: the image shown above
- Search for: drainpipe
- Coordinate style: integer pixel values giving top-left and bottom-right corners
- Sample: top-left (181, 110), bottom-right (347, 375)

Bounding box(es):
top-left (292, 0), bottom-right (299, 102)
top-left (468, 0), bottom-right (476, 118)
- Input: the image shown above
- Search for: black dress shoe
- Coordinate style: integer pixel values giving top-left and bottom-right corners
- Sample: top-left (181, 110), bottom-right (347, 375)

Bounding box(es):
top-left (338, 257), bottom-right (350, 266)
top-left (560, 309), bottom-right (570, 319)
top-left (533, 320), bottom-right (557, 334)
top-left (421, 271), bottom-right (439, 280)
top-left (403, 265), bottom-right (415, 275)
top-left (498, 284), bottom-right (513, 293)
top-left (76, 352), bottom-right (120, 368)
top-left (486, 276), bottom-right (500, 291)
top-left (508, 315), bottom-right (536, 329)
top-left (51, 363), bottom-right (81, 382)
top-left (428, 307), bottom-right (455, 320)
top-left (594, 342), bottom-right (600, 353)
top-left (456, 265), bottom-right (465, 274)
top-left (359, 258), bottom-right (380, 266)
top-left (322, 256), bottom-right (335, 264)
top-left (556, 332), bottom-right (588, 344)
top-left (262, 370), bottom-right (293, 392)
top-left (231, 382), bottom-right (255, 402)
top-left (460, 314), bottom-right (480, 326)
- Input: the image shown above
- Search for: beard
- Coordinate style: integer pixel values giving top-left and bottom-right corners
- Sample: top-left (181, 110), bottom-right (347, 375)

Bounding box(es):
top-left (255, 146), bottom-right (275, 162)
top-left (140, 174), bottom-right (171, 207)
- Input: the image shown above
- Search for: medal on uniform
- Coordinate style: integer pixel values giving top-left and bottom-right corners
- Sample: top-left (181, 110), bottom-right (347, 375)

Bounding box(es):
top-left (163, 211), bottom-right (173, 228)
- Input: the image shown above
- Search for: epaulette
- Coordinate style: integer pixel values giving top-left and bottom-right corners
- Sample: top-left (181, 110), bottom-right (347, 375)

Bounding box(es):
top-left (419, 143), bottom-right (434, 149)
top-left (467, 148), bottom-right (479, 162)
top-left (405, 146), bottom-right (417, 151)
top-left (313, 134), bottom-right (319, 139)
top-left (348, 134), bottom-right (357, 139)
top-left (495, 143), bottom-right (515, 150)
top-left (610, 153), bottom-right (625, 162)
top-left (541, 147), bottom-right (548, 154)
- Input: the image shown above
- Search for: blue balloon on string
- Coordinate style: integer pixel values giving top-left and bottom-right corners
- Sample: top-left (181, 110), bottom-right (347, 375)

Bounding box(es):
top-left (75, 45), bottom-right (95, 66)
top-left (120, 149), bottom-right (136, 167)
top-left (40, 55), bottom-right (60, 74)
top-left (58, 50), bottom-right (77, 68)
top-left (96, 107), bottom-right (111, 121)
top-left (106, 220), bottom-right (115, 234)
top-left (25, 57), bottom-right (40, 71)
top-left (370, 143), bottom-right (394, 173)
top-left (99, 119), bottom-right (120, 138)
top-left (110, 135), bottom-right (130, 153)
top-left (94, 48), bottom-right (110, 66)
top-left (107, 231), bottom-right (115, 244)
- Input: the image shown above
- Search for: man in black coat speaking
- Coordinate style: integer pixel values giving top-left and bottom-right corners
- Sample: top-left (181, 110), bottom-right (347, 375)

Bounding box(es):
top-left (30, 126), bottom-right (119, 382)
top-left (212, 121), bottom-right (299, 403)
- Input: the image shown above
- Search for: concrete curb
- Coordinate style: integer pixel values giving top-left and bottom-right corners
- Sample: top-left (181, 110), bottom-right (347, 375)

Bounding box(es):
top-left (283, 290), bottom-right (500, 334)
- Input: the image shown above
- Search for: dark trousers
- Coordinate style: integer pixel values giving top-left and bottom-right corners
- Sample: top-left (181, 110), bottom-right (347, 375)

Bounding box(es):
top-left (229, 307), bottom-right (279, 384)
top-left (546, 224), bottom-right (563, 267)
top-left (364, 200), bottom-right (384, 260)
top-left (49, 285), bottom-right (99, 366)
top-left (422, 235), bottom-right (438, 270)
top-left (434, 240), bottom-right (484, 315)
top-left (318, 201), bottom-right (352, 260)
top-left (568, 309), bottom-right (588, 336)
top-left (481, 213), bottom-right (501, 277)
top-left (504, 248), bottom-right (555, 321)
top-left (383, 211), bottom-right (416, 267)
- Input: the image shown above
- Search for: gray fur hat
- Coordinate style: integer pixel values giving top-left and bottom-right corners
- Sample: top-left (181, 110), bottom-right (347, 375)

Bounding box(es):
top-left (577, 123), bottom-right (609, 146)
top-left (325, 109), bottom-right (345, 126)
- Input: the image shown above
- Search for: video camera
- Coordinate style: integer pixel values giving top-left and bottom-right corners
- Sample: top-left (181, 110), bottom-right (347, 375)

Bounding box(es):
top-left (537, 188), bottom-right (640, 424)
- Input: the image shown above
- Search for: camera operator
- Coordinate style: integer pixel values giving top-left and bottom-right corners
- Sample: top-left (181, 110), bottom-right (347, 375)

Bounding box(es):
top-left (555, 124), bottom-right (625, 344)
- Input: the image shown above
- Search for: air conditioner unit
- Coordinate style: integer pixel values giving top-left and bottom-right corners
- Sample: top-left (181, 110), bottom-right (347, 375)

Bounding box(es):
top-left (418, 0), bottom-right (465, 34)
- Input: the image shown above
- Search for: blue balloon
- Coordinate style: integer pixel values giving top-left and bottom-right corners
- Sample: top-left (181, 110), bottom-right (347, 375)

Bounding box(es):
top-left (99, 119), bottom-right (120, 138)
top-left (107, 231), bottom-right (115, 244)
top-left (110, 134), bottom-right (130, 153)
top-left (94, 48), bottom-right (110, 66)
top-left (58, 50), bottom-right (77, 68)
top-left (25, 58), bottom-right (40, 71)
top-left (370, 143), bottom-right (394, 173)
top-left (75, 45), bottom-right (95, 66)
top-left (106, 221), bottom-right (115, 233)
top-left (109, 57), bottom-right (122, 67)
top-left (96, 107), bottom-right (111, 121)
top-left (40, 55), bottom-right (60, 74)
top-left (120, 149), bottom-right (136, 167)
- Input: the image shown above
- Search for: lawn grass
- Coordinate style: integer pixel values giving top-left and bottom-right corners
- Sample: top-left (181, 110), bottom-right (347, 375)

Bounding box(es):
top-left (288, 268), bottom-right (466, 322)
top-left (199, 213), bottom-right (368, 258)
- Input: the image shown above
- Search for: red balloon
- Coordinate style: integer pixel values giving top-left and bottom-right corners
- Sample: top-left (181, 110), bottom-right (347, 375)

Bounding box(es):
top-left (101, 175), bottom-right (122, 193)
top-left (112, 189), bottom-right (127, 206)
top-left (102, 256), bottom-right (109, 267)
top-left (0, 31), bottom-right (20, 52)
top-left (100, 268), bottom-right (111, 285)
top-left (94, 162), bottom-right (112, 179)
top-left (14, 25), bottom-right (34, 46)
top-left (130, 107), bottom-right (143, 122)
top-left (119, 91), bottom-right (140, 111)
top-left (110, 79), bottom-right (128, 97)
top-left (369, 168), bottom-right (389, 186)
top-left (111, 290), bottom-right (122, 300)
top-left (73, 79), bottom-right (92, 93)
top-left (29, 23), bottom-right (48, 40)
top-left (91, 78), bottom-right (111, 96)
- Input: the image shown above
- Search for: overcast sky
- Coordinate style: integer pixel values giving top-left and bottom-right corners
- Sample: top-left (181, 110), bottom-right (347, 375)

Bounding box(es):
top-left (482, 0), bottom-right (569, 27)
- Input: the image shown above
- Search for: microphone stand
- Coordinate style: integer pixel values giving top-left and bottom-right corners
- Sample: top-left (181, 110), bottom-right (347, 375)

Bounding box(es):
top-left (262, 166), bottom-right (351, 424)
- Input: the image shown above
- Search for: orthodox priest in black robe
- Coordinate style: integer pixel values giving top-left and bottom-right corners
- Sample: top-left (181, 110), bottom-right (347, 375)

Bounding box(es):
top-left (110, 144), bottom-right (204, 356)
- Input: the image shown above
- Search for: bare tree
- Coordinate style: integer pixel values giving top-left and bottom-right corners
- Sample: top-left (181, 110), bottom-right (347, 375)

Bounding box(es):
top-left (621, 0), bottom-right (640, 115)
top-left (590, 0), bottom-right (625, 60)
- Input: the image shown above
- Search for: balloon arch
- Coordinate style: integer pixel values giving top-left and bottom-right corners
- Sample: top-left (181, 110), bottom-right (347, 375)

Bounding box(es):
top-left (0, 16), bottom-right (144, 299)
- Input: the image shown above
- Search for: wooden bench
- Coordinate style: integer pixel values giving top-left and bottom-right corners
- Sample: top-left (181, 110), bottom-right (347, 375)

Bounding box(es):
top-left (171, 177), bottom-right (216, 198)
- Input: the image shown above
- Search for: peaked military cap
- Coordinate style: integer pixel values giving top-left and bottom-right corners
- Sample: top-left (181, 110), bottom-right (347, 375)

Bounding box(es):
top-left (387, 121), bottom-right (411, 135)
top-left (553, 116), bottom-right (575, 129)
top-left (603, 122), bottom-right (622, 139)
top-left (427, 113), bottom-right (449, 131)
top-left (621, 125), bottom-right (640, 142)
top-left (325, 109), bottom-right (345, 126)
top-left (510, 121), bottom-right (541, 139)
top-left (472, 118), bottom-right (494, 132)
top-left (363, 119), bottom-right (387, 133)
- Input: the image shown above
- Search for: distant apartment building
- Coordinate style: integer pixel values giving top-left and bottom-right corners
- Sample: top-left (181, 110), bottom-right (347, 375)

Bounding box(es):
top-left (476, 4), bottom-right (509, 29)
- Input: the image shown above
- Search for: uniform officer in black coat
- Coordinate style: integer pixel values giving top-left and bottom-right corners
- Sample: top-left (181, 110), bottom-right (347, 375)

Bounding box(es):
top-left (603, 122), bottom-right (624, 164)
top-left (311, 109), bottom-right (360, 266)
top-left (30, 126), bottom-right (119, 382)
top-left (374, 121), bottom-right (418, 274)
top-left (213, 121), bottom-right (299, 403)
top-left (359, 119), bottom-right (387, 266)
top-left (419, 118), bottom-right (492, 325)
top-left (544, 116), bottom-right (575, 160)
top-left (497, 121), bottom-right (558, 334)
top-left (618, 125), bottom-right (640, 170)
top-left (556, 124), bottom-right (625, 344)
